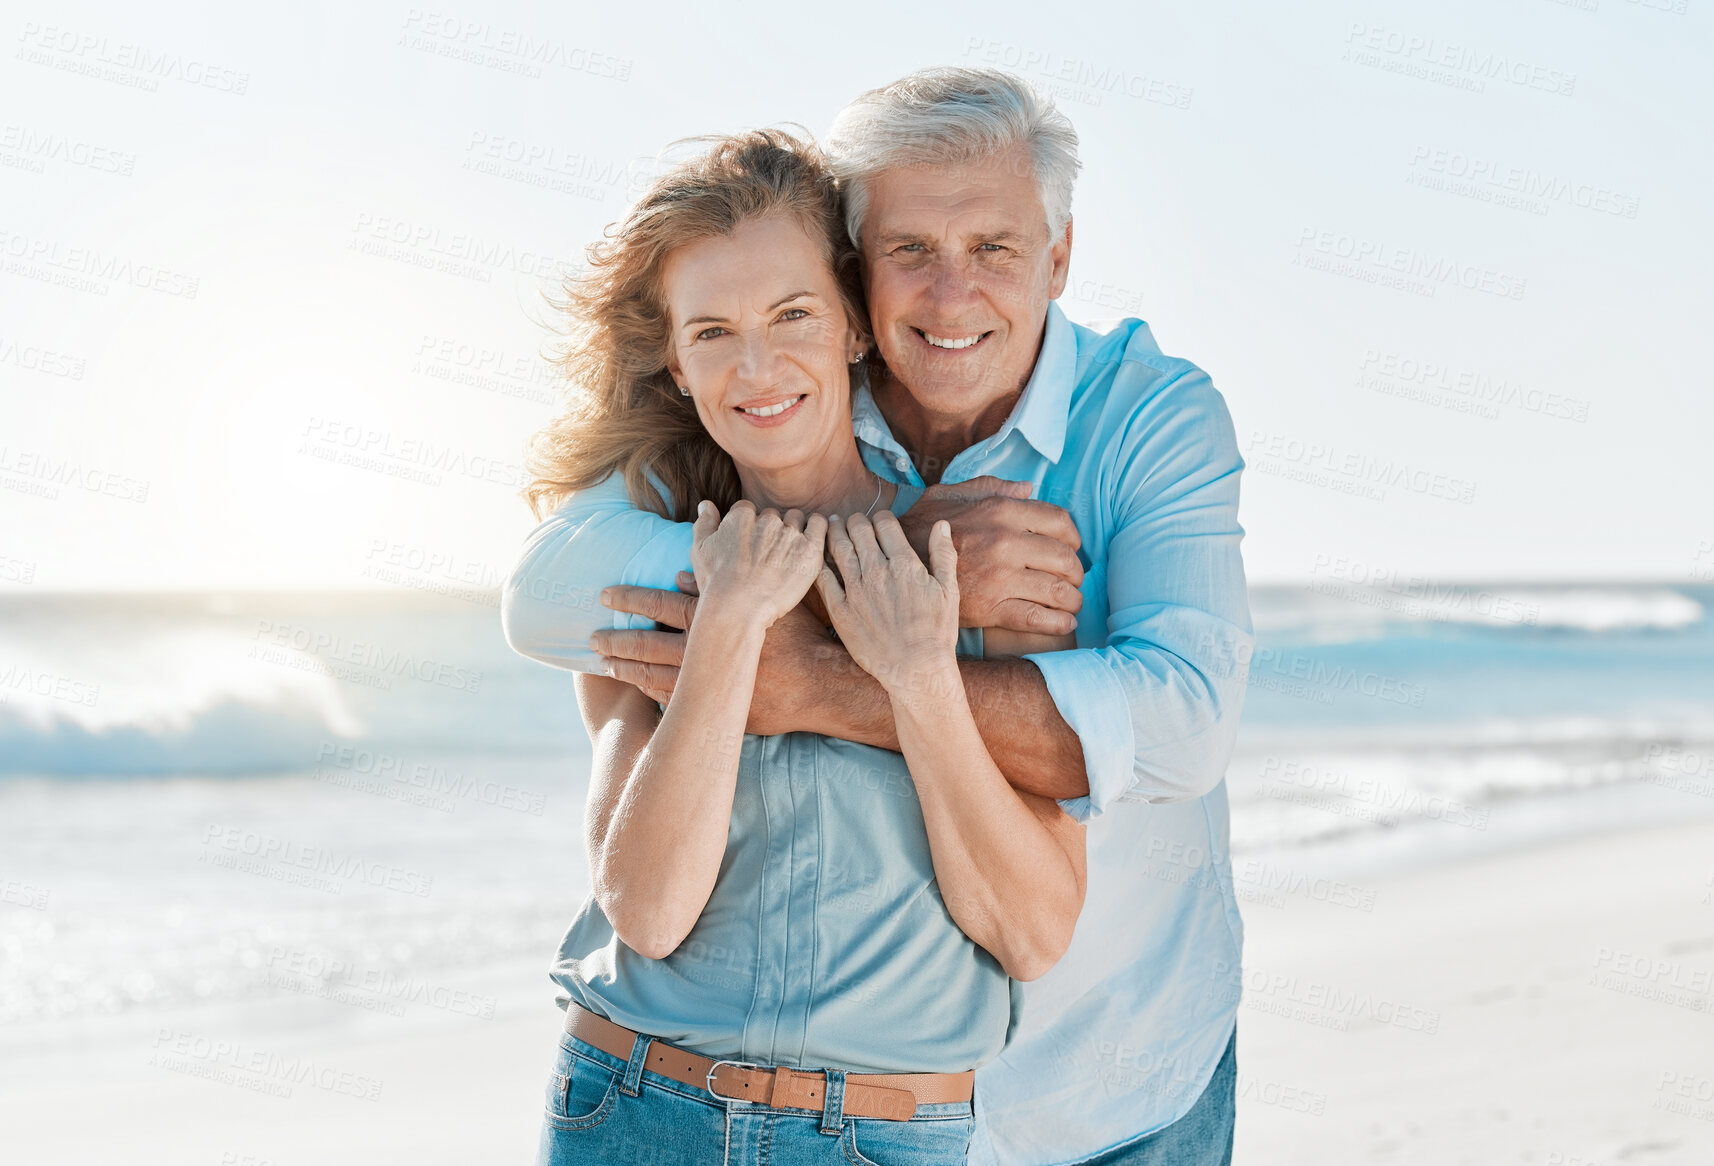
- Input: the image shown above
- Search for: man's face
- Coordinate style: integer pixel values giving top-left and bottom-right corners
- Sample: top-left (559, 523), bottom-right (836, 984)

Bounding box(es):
top-left (860, 146), bottom-right (1071, 421)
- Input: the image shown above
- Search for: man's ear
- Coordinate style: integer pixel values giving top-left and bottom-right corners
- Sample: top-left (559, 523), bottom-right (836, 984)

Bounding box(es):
top-left (1046, 217), bottom-right (1073, 300)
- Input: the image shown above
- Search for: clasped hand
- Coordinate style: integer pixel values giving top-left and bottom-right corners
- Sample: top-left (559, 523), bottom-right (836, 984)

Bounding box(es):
top-left (690, 500), bottom-right (828, 631)
top-left (816, 510), bottom-right (959, 697)
top-left (691, 500), bottom-right (958, 697)
top-left (592, 478), bottom-right (1076, 719)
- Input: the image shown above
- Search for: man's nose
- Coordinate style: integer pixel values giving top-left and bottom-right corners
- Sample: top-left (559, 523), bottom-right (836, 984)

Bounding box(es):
top-left (923, 254), bottom-right (980, 308)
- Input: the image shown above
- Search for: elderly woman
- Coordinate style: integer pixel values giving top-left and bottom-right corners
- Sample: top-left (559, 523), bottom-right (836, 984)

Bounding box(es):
top-left (523, 130), bottom-right (1086, 1166)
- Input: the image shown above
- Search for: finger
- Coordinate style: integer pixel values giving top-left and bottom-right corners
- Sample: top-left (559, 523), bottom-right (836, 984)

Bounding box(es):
top-left (1013, 529), bottom-right (1086, 587)
top-left (674, 570), bottom-right (700, 597)
top-left (589, 628), bottom-right (687, 667)
top-left (845, 511), bottom-right (883, 572)
top-left (803, 512), bottom-right (828, 554)
top-left (724, 498), bottom-right (756, 528)
top-left (783, 508), bottom-right (806, 533)
top-left (692, 499), bottom-right (719, 544)
top-left (987, 497), bottom-right (1083, 554)
top-left (871, 510), bottom-right (915, 561)
top-left (815, 563), bottom-right (845, 609)
top-left (1024, 567), bottom-right (1085, 614)
top-left (931, 474), bottom-right (1033, 503)
top-left (973, 565), bottom-right (1084, 616)
top-left (927, 519), bottom-right (957, 589)
top-left (826, 514), bottom-right (860, 582)
top-left (602, 657), bottom-right (681, 698)
top-left (989, 598), bottom-right (1077, 637)
top-left (601, 585), bottom-right (697, 630)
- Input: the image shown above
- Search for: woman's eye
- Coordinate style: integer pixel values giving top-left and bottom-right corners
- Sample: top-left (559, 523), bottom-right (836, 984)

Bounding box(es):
top-left (695, 326), bottom-right (726, 341)
top-left (779, 308), bottom-right (809, 322)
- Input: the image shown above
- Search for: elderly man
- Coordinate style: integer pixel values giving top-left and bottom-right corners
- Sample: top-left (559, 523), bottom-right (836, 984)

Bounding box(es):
top-left (503, 67), bottom-right (1253, 1166)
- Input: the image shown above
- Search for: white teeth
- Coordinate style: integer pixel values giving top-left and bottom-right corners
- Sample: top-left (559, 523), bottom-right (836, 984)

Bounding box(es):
top-left (740, 395), bottom-right (804, 417)
top-left (921, 331), bottom-right (984, 350)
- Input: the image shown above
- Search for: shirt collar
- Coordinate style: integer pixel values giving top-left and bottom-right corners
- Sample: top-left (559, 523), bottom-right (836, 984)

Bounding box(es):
top-left (850, 364), bottom-right (906, 462)
top-left (851, 302), bottom-right (1076, 468)
top-left (990, 301), bottom-right (1074, 464)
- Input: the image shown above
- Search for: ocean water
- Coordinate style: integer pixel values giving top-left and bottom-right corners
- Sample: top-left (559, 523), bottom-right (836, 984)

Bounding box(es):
top-left (3, 582), bottom-right (1713, 1049)
top-left (1228, 581), bottom-right (1714, 864)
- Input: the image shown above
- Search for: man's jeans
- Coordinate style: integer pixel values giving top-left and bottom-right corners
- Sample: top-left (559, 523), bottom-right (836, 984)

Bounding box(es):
top-left (1066, 1028), bottom-right (1236, 1166)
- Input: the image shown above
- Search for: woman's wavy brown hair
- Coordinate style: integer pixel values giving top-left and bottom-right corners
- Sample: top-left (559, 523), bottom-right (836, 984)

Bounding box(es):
top-left (523, 128), bottom-right (871, 521)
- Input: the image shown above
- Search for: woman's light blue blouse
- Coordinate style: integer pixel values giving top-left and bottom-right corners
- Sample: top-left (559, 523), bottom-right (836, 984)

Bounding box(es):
top-left (551, 489), bottom-right (1023, 1075)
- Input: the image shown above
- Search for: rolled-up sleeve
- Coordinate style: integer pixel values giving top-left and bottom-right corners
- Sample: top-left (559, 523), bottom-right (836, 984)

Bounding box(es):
top-left (500, 472), bottom-right (694, 673)
top-left (1026, 369), bottom-right (1254, 821)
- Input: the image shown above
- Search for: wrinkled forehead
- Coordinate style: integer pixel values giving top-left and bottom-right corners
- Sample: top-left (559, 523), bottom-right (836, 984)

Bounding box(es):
top-left (660, 218), bottom-right (839, 328)
top-left (862, 152), bottom-right (1050, 245)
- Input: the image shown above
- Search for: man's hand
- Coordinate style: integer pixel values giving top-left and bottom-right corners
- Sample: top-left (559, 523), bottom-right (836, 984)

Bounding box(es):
top-left (593, 581), bottom-right (842, 735)
top-left (896, 476), bottom-right (1085, 635)
top-left (588, 585), bottom-right (694, 706)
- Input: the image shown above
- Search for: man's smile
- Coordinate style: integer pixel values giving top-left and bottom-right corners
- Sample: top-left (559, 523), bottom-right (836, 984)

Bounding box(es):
top-left (913, 328), bottom-right (994, 352)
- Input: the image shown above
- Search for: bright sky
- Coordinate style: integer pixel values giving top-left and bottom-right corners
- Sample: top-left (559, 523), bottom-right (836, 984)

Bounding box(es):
top-left (2, 0), bottom-right (1710, 590)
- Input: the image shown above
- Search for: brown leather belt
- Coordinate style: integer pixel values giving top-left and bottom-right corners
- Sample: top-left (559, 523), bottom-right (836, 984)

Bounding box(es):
top-left (562, 1002), bottom-right (973, 1121)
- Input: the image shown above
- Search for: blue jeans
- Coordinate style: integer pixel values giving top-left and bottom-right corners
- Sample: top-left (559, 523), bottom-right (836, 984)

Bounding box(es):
top-left (533, 1030), bottom-right (977, 1165)
top-left (1065, 1027), bottom-right (1236, 1166)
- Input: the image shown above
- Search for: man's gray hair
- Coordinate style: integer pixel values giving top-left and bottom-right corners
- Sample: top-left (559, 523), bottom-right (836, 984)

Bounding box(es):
top-left (824, 67), bottom-right (1081, 249)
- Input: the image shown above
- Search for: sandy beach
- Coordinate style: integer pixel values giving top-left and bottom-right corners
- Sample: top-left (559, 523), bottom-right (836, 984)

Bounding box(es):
top-left (5, 814), bottom-right (1710, 1165)
top-left (1230, 814), bottom-right (1714, 1164)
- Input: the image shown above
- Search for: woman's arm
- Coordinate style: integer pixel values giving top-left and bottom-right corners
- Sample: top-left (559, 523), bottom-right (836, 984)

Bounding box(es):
top-left (818, 511), bottom-right (1087, 982)
top-left (577, 501), bottom-right (825, 960)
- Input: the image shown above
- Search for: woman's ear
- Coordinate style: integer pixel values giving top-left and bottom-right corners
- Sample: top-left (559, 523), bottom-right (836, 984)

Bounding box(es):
top-left (847, 322), bottom-right (872, 364)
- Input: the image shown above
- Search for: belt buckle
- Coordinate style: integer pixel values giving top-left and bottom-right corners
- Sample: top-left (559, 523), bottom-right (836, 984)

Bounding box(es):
top-left (705, 1059), bottom-right (761, 1104)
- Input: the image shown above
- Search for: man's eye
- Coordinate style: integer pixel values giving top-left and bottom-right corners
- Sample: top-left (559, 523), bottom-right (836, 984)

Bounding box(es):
top-left (896, 244), bottom-right (925, 254)
top-left (977, 243), bottom-right (1005, 252)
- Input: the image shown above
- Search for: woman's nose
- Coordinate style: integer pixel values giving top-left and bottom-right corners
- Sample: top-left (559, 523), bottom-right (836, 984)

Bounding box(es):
top-left (731, 332), bottom-right (783, 383)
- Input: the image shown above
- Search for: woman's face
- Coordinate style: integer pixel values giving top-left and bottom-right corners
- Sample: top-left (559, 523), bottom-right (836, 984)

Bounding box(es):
top-left (662, 213), bottom-right (864, 481)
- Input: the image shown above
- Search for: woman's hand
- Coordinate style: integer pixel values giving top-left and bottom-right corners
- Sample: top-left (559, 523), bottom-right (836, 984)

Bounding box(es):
top-left (690, 500), bottom-right (828, 632)
top-left (817, 510), bottom-right (958, 696)
top-left (821, 511), bottom-right (1087, 980)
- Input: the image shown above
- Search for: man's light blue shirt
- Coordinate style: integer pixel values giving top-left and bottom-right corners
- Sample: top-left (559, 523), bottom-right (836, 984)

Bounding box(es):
top-left (502, 303), bottom-right (1254, 1165)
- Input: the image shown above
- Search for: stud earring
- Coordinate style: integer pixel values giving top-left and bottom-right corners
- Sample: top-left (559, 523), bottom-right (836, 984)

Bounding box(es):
top-left (678, 385), bottom-right (690, 396)
top-left (849, 352), bottom-right (865, 364)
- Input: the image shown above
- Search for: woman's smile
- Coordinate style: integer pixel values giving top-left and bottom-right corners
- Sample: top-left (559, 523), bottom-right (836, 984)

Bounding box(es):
top-left (734, 392), bottom-right (809, 425)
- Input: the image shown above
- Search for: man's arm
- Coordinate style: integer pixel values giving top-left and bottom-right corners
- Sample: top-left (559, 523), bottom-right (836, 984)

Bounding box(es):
top-left (596, 587), bottom-right (1091, 800)
top-left (599, 368), bottom-right (1253, 818)
top-left (799, 640), bottom-right (1090, 802)
top-left (772, 368), bottom-right (1254, 815)
top-left (505, 474), bottom-right (1092, 796)
top-left (500, 471), bottom-right (691, 674)
top-left (1020, 367), bottom-right (1254, 821)
top-left (502, 473), bottom-right (1083, 674)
